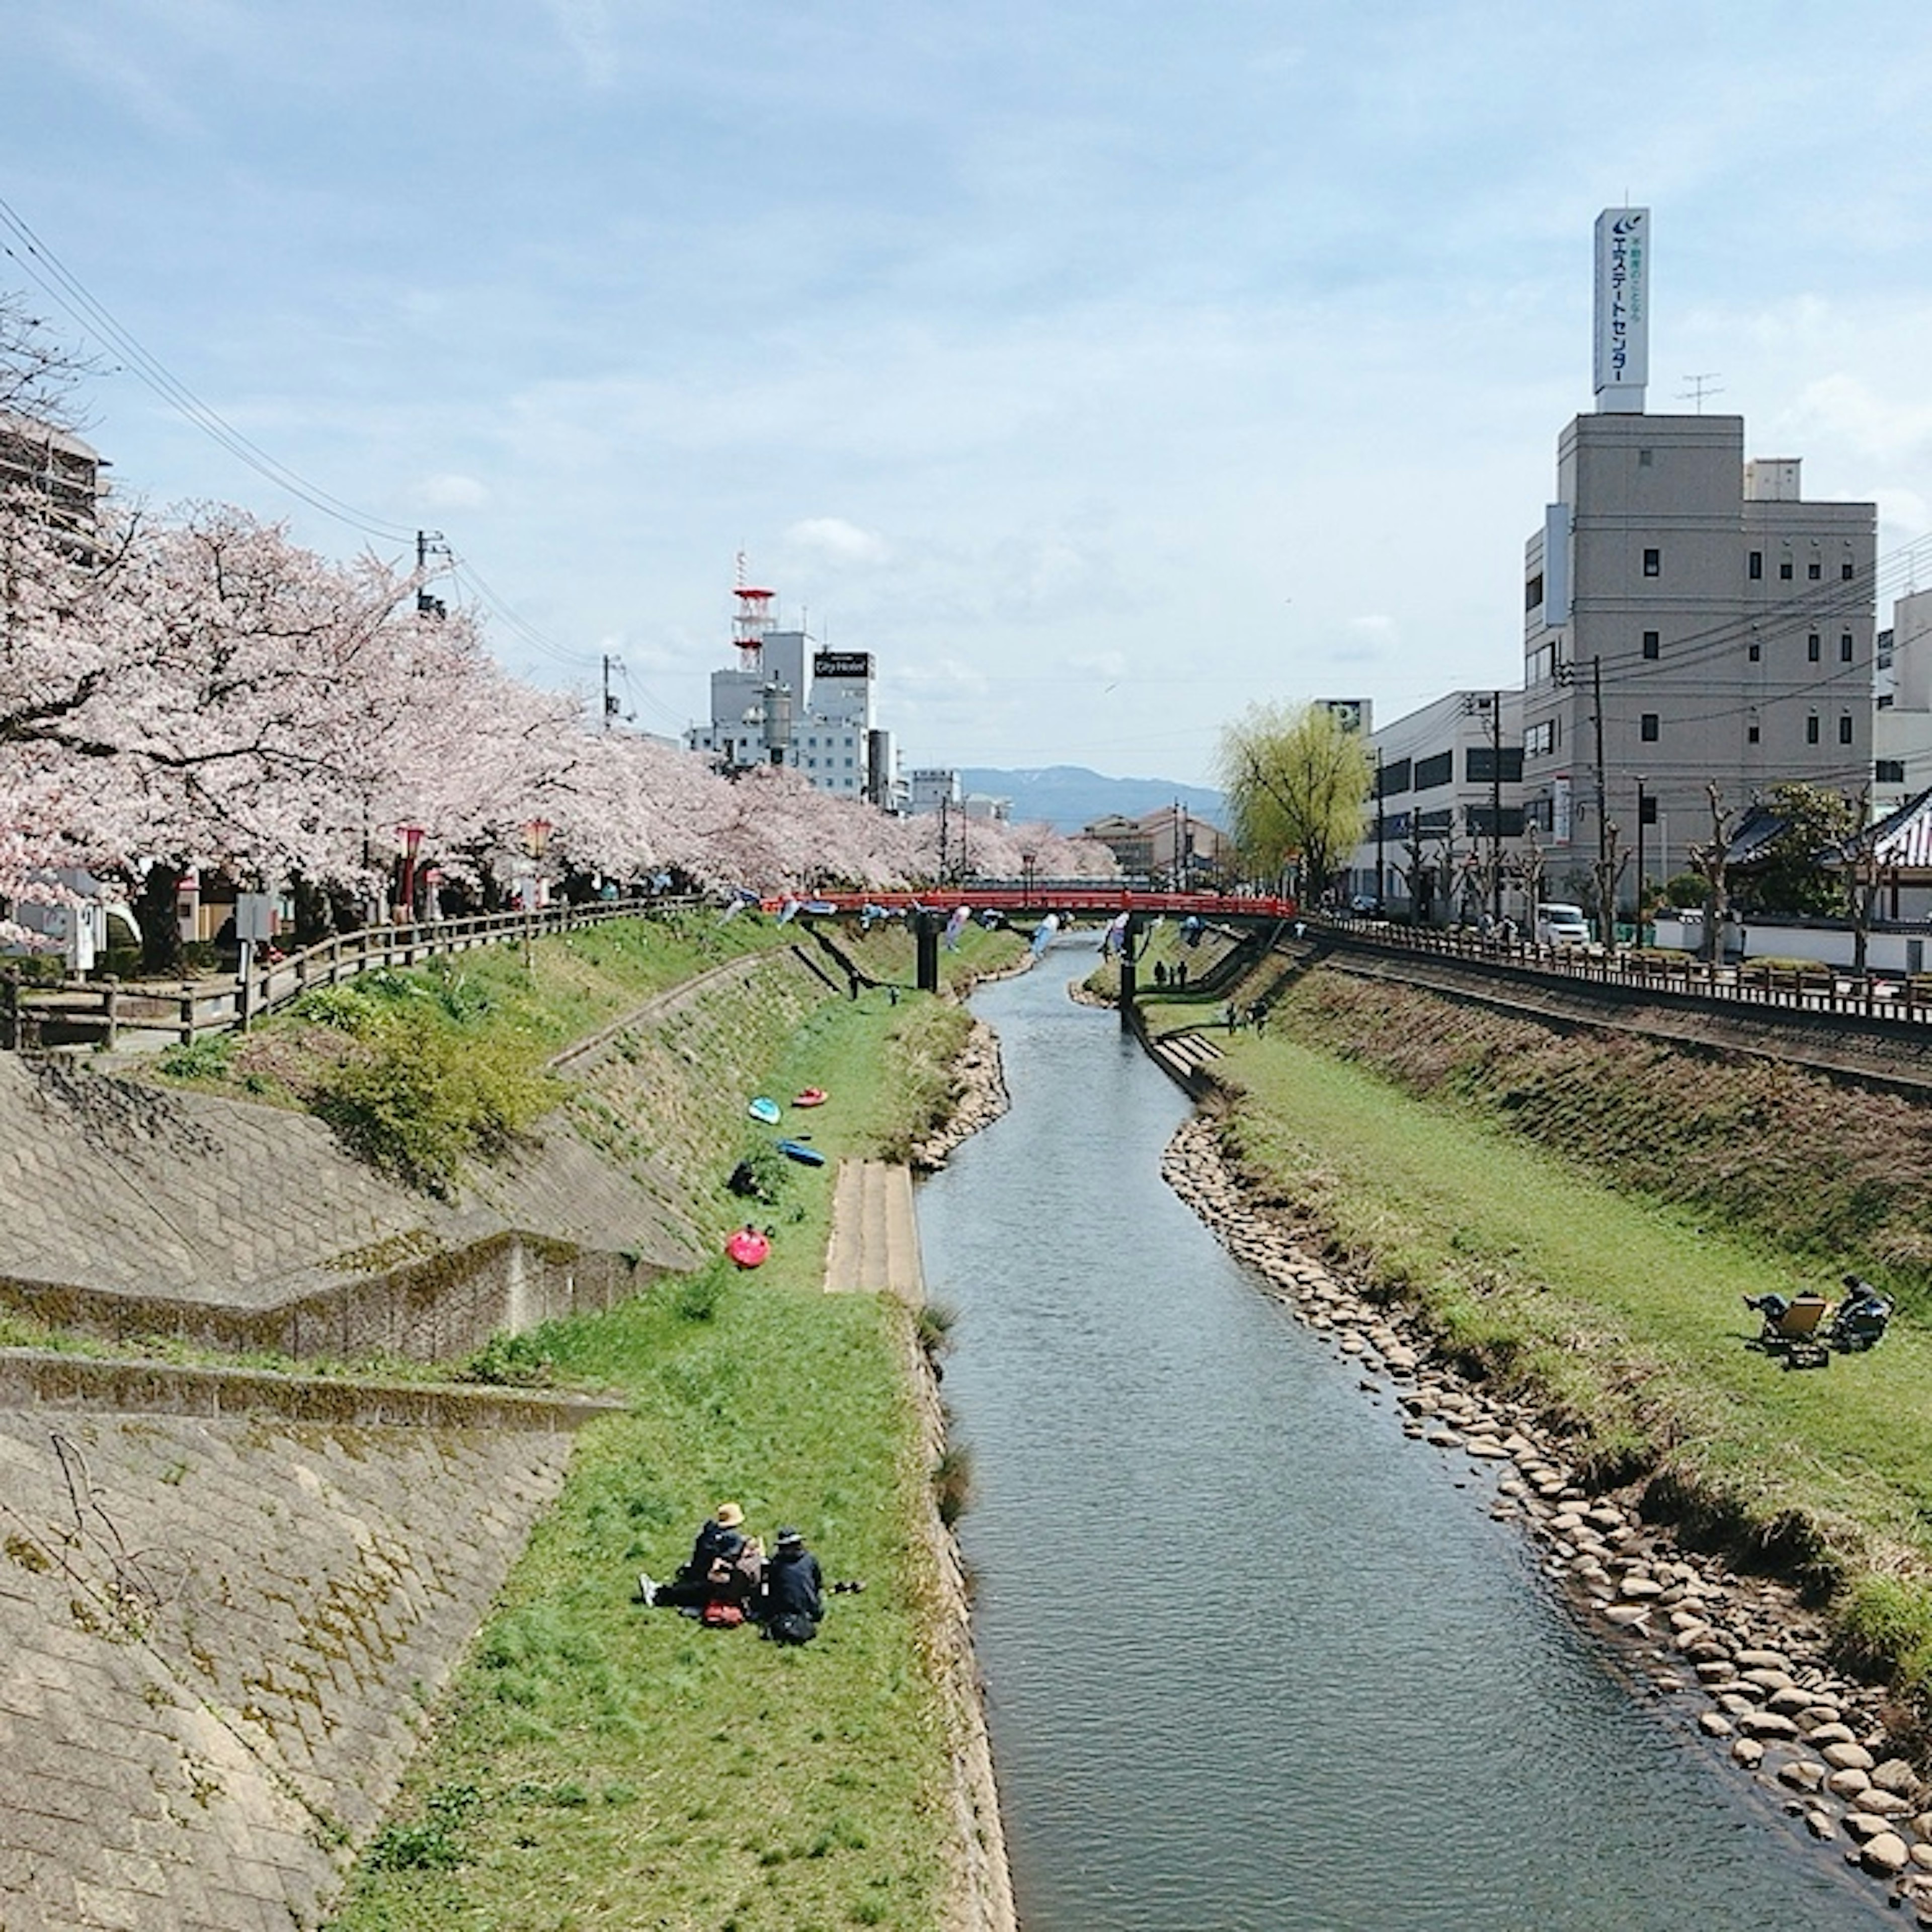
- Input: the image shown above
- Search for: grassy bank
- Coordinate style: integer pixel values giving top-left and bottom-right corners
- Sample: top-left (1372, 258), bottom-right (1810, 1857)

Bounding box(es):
top-left (322, 921), bottom-right (1018, 1929)
top-left (1268, 970), bottom-right (1932, 1305)
top-left (1177, 974), bottom-right (1932, 1720)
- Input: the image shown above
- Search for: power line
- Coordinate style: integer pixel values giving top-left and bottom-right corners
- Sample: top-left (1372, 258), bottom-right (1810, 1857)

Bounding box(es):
top-left (0, 194), bottom-right (416, 545)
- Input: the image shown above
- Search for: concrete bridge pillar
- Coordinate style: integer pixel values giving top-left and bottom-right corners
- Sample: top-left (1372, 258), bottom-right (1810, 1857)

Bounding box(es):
top-left (916, 912), bottom-right (940, 994)
top-left (1119, 913), bottom-right (1141, 1030)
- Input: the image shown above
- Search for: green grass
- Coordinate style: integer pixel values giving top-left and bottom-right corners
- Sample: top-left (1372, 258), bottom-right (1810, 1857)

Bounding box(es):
top-left (324, 927), bottom-right (1020, 1930)
top-left (1211, 1025), bottom-right (1932, 1708)
top-left (328, 1275), bottom-right (950, 1932)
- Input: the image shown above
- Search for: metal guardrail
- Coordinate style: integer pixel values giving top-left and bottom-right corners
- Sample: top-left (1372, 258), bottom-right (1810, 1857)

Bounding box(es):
top-left (1321, 917), bottom-right (1932, 1031)
top-left (2, 896), bottom-right (701, 1052)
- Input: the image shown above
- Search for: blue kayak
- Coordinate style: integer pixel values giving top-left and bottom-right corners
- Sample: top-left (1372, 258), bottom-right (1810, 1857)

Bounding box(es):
top-left (776, 1138), bottom-right (826, 1167)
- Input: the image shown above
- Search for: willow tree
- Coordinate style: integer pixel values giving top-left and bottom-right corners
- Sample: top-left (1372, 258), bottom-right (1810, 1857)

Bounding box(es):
top-left (1216, 700), bottom-right (1372, 901)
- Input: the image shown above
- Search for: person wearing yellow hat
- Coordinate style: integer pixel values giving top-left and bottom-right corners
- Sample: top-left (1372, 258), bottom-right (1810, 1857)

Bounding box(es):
top-left (638, 1502), bottom-right (759, 1611)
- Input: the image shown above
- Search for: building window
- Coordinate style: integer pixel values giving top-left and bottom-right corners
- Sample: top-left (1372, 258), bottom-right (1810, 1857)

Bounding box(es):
top-left (1807, 633), bottom-right (1821, 662)
top-left (1642, 630), bottom-right (1660, 660)
top-left (1525, 573), bottom-right (1544, 612)
top-left (1748, 724), bottom-right (1760, 744)
top-left (1843, 559), bottom-right (1857, 580)
top-left (1878, 759), bottom-right (1907, 783)
top-left (1806, 713), bottom-right (1821, 746)
top-left (1414, 751), bottom-right (1454, 790)
top-left (1780, 557), bottom-right (1794, 580)
top-left (1808, 559), bottom-right (1823, 580)
top-left (1748, 550), bottom-right (1763, 580)
top-left (1638, 448), bottom-right (1654, 467)
top-left (1839, 713), bottom-right (1854, 746)
top-left (1642, 547), bottom-right (1661, 577)
top-left (1840, 633), bottom-right (1854, 663)
top-left (1640, 713), bottom-right (1660, 742)
top-left (1748, 640), bottom-right (1761, 662)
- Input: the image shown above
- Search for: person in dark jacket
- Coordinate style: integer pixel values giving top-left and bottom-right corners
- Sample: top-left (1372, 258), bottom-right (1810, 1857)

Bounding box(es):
top-left (758, 1527), bottom-right (825, 1644)
top-left (639, 1502), bottom-right (759, 1610)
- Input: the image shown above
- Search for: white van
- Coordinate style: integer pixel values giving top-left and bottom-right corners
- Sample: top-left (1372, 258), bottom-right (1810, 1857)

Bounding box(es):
top-left (1535, 902), bottom-right (1591, 946)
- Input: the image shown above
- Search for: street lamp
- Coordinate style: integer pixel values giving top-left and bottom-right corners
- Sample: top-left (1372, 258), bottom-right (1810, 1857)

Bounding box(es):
top-left (395, 824), bottom-right (425, 924)
top-left (519, 818), bottom-right (555, 968)
top-left (1020, 850), bottom-right (1037, 907)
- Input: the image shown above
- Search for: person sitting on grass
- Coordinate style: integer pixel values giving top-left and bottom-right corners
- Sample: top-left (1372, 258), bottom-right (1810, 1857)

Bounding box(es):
top-left (638, 1503), bottom-right (764, 1614)
top-left (757, 1527), bottom-right (825, 1646)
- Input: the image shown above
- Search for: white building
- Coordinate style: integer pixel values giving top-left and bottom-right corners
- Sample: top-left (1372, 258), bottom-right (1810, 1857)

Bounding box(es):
top-left (688, 585), bottom-right (895, 804)
top-left (1875, 589), bottom-right (1932, 817)
top-left (1344, 690), bottom-right (1524, 919)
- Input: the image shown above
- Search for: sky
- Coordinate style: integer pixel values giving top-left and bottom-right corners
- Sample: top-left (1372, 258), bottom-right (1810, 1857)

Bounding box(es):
top-left (8, 1), bottom-right (1932, 789)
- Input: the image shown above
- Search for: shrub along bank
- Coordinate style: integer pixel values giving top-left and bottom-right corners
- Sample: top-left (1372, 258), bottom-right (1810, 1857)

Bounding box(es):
top-left (1149, 962), bottom-right (1932, 1730)
top-left (325, 917), bottom-right (1021, 1931)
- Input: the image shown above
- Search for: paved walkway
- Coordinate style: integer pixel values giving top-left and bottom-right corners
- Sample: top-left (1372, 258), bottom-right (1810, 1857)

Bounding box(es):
top-left (824, 1160), bottom-right (925, 1300)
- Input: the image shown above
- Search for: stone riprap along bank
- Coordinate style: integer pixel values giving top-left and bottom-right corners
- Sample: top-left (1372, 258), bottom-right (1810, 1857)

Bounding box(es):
top-left (1161, 1112), bottom-right (1932, 1923)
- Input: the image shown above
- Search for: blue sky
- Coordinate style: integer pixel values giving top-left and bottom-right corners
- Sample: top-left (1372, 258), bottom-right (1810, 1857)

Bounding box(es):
top-left (9, 0), bottom-right (1932, 786)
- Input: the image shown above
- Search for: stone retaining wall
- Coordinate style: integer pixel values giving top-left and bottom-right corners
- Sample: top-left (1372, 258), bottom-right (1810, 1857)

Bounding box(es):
top-left (0, 1403), bottom-right (581, 1930)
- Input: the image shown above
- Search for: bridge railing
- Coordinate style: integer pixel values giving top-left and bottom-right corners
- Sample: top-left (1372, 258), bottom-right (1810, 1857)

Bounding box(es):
top-left (804, 886), bottom-right (1300, 920)
top-left (1318, 917), bottom-right (1932, 1031)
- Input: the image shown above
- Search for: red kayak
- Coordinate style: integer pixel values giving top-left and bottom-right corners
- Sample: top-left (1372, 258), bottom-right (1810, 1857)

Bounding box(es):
top-left (725, 1227), bottom-right (771, 1269)
top-left (793, 1088), bottom-right (828, 1108)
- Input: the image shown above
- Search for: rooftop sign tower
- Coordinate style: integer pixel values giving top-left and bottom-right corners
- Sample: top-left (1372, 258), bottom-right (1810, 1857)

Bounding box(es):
top-left (1592, 206), bottom-right (1649, 413)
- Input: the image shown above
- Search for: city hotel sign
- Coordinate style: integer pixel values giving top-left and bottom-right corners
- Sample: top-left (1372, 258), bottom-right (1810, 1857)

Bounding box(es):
top-left (1592, 207), bottom-right (1649, 413)
top-left (813, 651), bottom-right (872, 680)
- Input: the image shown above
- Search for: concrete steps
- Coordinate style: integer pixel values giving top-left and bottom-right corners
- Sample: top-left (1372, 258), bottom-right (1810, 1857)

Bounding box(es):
top-left (1147, 1027), bottom-right (1227, 1085)
top-left (825, 1159), bottom-right (925, 1300)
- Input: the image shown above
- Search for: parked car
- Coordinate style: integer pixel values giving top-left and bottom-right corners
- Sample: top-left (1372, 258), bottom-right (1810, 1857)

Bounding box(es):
top-left (1348, 894), bottom-right (1381, 916)
top-left (1535, 902), bottom-right (1591, 946)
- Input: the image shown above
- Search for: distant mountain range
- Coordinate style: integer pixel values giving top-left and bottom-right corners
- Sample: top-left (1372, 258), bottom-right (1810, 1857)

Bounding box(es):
top-left (959, 766), bottom-right (1226, 835)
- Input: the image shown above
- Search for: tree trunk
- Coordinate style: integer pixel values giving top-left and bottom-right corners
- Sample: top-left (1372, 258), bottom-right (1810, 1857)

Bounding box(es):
top-left (132, 862), bottom-right (185, 977)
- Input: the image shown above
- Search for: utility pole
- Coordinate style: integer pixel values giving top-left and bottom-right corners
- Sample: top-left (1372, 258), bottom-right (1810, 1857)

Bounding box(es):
top-left (1591, 656), bottom-right (1610, 935)
top-left (1374, 750), bottom-right (1386, 911)
top-left (1636, 775), bottom-right (1649, 932)
top-left (1489, 689), bottom-right (1504, 924)
top-left (415, 530), bottom-right (449, 619)
top-left (602, 654), bottom-right (622, 732)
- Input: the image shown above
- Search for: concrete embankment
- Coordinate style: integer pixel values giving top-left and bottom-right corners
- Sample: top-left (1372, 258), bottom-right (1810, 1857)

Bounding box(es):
top-left (0, 1383), bottom-right (588, 1931)
top-left (0, 931), bottom-right (1018, 1932)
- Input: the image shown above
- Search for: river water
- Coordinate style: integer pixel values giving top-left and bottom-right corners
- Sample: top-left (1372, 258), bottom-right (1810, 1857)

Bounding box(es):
top-left (915, 954), bottom-right (1881, 1931)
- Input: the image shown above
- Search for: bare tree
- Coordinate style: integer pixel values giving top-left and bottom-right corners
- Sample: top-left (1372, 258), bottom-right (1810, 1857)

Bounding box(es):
top-left (0, 292), bottom-right (92, 431)
top-left (1400, 824), bottom-right (1434, 925)
top-left (1515, 825), bottom-right (1547, 934)
top-left (1686, 782), bottom-right (1740, 964)
top-left (1843, 786), bottom-right (1881, 976)
top-left (1592, 820), bottom-right (1629, 949)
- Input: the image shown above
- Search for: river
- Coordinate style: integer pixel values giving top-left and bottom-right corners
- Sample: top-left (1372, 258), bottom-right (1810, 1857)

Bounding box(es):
top-left (915, 953), bottom-right (1882, 1930)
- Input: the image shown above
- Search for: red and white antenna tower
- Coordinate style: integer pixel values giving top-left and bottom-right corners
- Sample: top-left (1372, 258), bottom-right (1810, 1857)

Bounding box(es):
top-left (732, 550), bottom-right (775, 670)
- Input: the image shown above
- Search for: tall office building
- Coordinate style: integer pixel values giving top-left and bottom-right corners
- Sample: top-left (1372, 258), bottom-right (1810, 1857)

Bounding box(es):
top-left (1517, 211), bottom-right (1875, 895)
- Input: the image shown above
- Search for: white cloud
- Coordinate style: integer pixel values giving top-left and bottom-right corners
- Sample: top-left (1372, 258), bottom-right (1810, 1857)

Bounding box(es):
top-left (415, 472), bottom-right (491, 510)
top-left (782, 517), bottom-right (890, 568)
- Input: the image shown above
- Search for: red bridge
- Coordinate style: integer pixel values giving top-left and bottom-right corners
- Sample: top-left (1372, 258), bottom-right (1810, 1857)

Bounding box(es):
top-left (798, 884), bottom-right (1299, 997)
top-left (803, 886), bottom-right (1299, 922)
